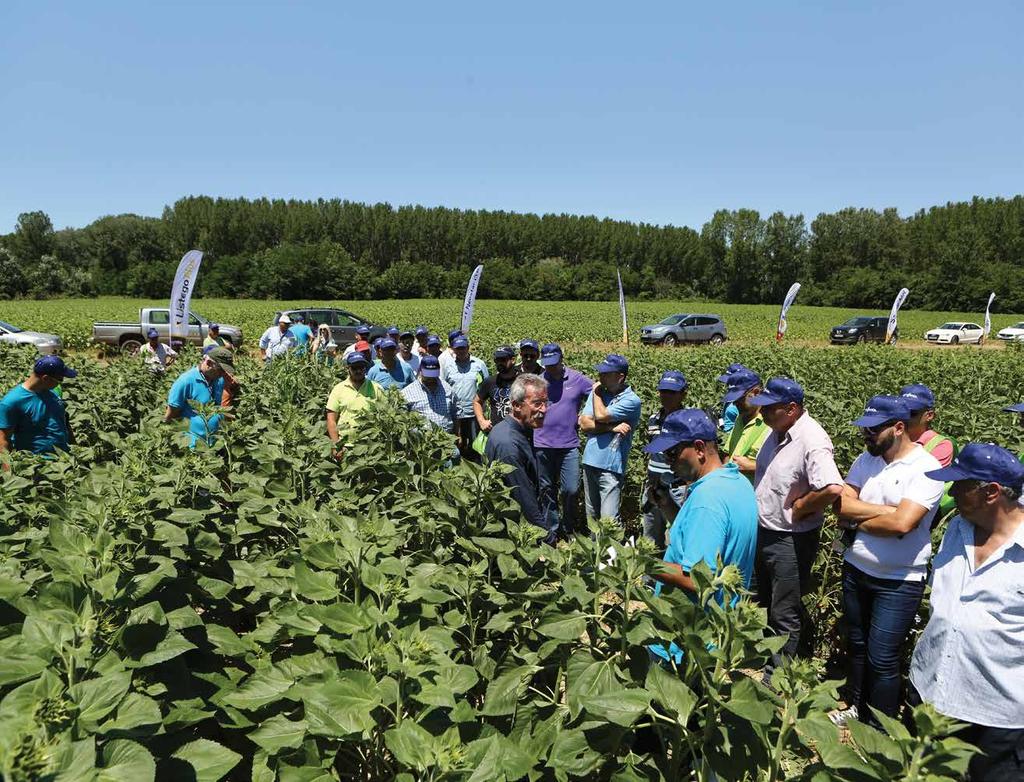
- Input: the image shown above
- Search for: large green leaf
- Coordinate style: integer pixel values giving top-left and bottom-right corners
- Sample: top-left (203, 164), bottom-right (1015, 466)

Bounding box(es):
top-left (645, 663), bottom-right (697, 723)
top-left (222, 667), bottom-right (294, 711)
top-left (70, 671), bottom-right (131, 728)
top-left (172, 739), bottom-right (242, 782)
top-left (384, 721), bottom-right (437, 772)
top-left (98, 739), bottom-right (156, 782)
top-left (535, 611), bottom-right (588, 641)
top-left (579, 687), bottom-right (651, 727)
top-left (249, 714), bottom-right (308, 753)
top-left (302, 671), bottom-right (381, 736)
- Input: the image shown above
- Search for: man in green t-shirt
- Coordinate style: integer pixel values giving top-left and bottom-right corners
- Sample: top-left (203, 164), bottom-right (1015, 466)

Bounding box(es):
top-left (722, 369), bottom-right (770, 481)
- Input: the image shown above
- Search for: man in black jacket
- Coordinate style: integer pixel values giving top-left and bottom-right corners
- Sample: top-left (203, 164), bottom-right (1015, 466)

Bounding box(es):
top-left (485, 373), bottom-right (557, 545)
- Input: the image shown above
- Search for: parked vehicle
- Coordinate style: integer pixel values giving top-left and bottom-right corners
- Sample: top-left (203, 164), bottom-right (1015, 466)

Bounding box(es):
top-left (996, 321), bottom-right (1024, 342)
top-left (640, 314), bottom-right (727, 346)
top-left (274, 308), bottom-right (386, 348)
top-left (92, 308), bottom-right (244, 353)
top-left (924, 322), bottom-right (984, 345)
top-left (829, 316), bottom-right (897, 345)
top-left (0, 320), bottom-right (62, 355)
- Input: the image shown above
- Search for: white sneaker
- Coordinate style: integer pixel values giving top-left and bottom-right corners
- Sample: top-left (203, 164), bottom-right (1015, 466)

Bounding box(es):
top-left (829, 705), bottom-right (858, 726)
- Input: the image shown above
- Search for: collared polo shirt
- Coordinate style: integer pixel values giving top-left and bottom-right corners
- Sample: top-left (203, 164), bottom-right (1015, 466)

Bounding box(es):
top-left (259, 327), bottom-right (297, 361)
top-left (725, 413), bottom-right (770, 481)
top-left (400, 351), bottom-right (420, 374)
top-left (844, 445), bottom-right (944, 580)
top-left (910, 515), bottom-right (1024, 728)
top-left (441, 356), bottom-right (489, 418)
top-left (140, 342), bottom-right (177, 372)
top-left (367, 358), bottom-right (414, 390)
top-left (325, 379), bottom-right (382, 434)
top-left (753, 412), bottom-right (844, 532)
top-left (167, 367), bottom-right (226, 446)
top-left (581, 386), bottom-right (642, 475)
top-left (401, 378), bottom-right (457, 433)
top-left (534, 366), bottom-right (593, 450)
top-left (0, 385), bottom-right (69, 454)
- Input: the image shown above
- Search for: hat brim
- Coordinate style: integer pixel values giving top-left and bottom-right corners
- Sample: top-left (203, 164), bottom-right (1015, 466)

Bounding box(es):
top-left (540, 355), bottom-right (561, 366)
top-left (715, 373), bottom-right (733, 383)
top-left (747, 392), bottom-right (784, 406)
top-left (594, 363), bottom-right (626, 373)
top-left (420, 368), bottom-right (440, 378)
top-left (210, 360), bottom-right (234, 374)
top-left (851, 413), bottom-right (897, 428)
top-left (1003, 402), bottom-right (1024, 413)
top-left (925, 465), bottom-right (973, 483)
top-left (657, 382), bottom-right (686, 392)
top-left (722, 385), bottom-right (754, 404)
top-left (644, 432), bottom-right (687, 455)
top-left (48, 367), bottom-right (78, 379)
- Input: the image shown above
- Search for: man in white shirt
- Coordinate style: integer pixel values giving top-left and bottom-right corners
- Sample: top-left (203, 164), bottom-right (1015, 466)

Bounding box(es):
top-left (831, 395), bottom-right (944, 726)
top-left (259, 314), bottom-right (298, 364)
top-left (912, 443), bottom-right (1024, 781)
top-left (139, 328), bottom-right (178, 374)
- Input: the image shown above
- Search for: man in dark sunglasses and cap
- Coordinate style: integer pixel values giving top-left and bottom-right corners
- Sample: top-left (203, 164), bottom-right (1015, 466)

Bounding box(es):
top-left (0, 355), bottom-right (77, 458)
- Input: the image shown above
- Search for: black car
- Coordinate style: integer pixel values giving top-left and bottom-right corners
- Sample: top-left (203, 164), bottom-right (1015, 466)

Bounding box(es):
top-left (275, 308), bottom-right (387, 348)
top-left (829, 316), bottom-right (897, 345)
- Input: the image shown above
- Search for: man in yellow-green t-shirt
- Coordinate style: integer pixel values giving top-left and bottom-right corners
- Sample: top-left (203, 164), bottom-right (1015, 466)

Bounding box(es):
top-left (325, 352), bottom-right (382, 456)
top-left (722, 369), bottom-right (770, 481)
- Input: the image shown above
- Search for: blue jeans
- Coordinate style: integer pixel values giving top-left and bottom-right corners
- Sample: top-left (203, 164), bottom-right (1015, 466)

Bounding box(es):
top-left (842, 562), bottom-right (925, 720)
top-left (537, 447), bottom-right (581, 536)
top-left (582, 465), bottom-right (625, 524)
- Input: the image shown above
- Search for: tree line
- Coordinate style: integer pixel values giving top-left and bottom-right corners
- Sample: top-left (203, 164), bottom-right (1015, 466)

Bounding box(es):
top-left (2, 195), bottom-right (1022, 310)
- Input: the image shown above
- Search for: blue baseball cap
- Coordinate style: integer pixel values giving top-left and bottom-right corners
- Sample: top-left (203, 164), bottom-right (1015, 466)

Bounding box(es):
top-left (716, 363), bottom-right (748, 383)
top-left (415, 325), bottom-right (428, 337)
top-left (595, 354), bottom-right (629, 374)
top-left (294, 314), bottom-right (304, 322)
top-left (900, 384), bottom-right (935, 412)
top-left (1004, 402), bottom-right (1024, 413)
top-left (657, 369), bottom-right (688, 392)
top-left (400, 329), bottom-right (413, 339)
top-left (209, 323), bottom-right (220, 331)
top-left (387, 326), bottom-right (400, 336)
top-left (926, 442), bottom-right (1024, 491)
top-left (644, 409), bottom-right (717, 454)
top-left (379, 337), bottom-right (398, 350)
top-left (452, 336), bottom-right (469, 349)
top-left (540, 343), bottom-right (563, 366)
top-left (748, 377), bottom-right (804, 407)
top-left (852, 395), bottom-right (912, 428)
top-left (372, 337), bottom-right (384, 348)
top-left (448, 329), bottom-right (464, 343)
top-left (722, 369), bottom-right (762, 403)
top-left (494, 345), bottom-right (516, 360)
top-left (346, 351), bottom-right (370, 366)
top-left (426, 334), bottom-right (442, 347)
top-left (420, 355), bottom-right (441, 377)
top-left (356, 324), bottom-right (371, 335)
top-left (147, 328), bottom-right (159, 339)
top-left (520, 339), bottom-right (539, 352)
top-left (34, 355), bottom-right (77, 378)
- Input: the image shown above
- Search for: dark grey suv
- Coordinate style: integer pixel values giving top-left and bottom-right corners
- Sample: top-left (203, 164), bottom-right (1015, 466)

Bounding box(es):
top-left (640, 314), bottom-right (728, 346)
top-left (274, 308), bottom-right (386, 348)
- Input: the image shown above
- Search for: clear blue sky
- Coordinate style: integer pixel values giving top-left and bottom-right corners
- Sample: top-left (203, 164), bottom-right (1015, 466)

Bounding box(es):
top-left (2, 1), bottom-right (1021, 233)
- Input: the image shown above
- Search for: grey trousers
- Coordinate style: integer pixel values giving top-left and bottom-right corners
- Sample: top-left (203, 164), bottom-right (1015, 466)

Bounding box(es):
top-left (754, 526), bottom-right (821, 669)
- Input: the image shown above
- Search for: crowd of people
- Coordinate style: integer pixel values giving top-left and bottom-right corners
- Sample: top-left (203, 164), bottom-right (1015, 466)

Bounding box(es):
top-left (2, 319), bottom-right (1023, 779)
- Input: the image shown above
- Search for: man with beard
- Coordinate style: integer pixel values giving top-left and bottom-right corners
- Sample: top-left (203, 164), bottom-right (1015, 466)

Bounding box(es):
top-left (474, 345), bottom-right (520, 435)
top-left (912, 443), bottom-right (1024, 782)
top-left (517, 339), bottom-right (543, 375)
top-left (398, 330), bottom-right (420, 374)
top-left (644, 408), bottom-right (758, 664)
top-left (722, 369), bottom-right (770, 481)
top-left (484, 374), bottom-right (556, 545)
top-left (829, 395), bottom-right (944, 727)
top-left (367, 338), bottom-right (414, 390)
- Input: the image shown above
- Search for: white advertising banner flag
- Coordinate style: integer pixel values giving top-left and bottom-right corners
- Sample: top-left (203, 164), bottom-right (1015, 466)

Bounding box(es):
top-left (776, 282), bottom-right (801, 343)
top-left (984, 291), bottom-right (996, 338)
top-left (461, 264), bottom-right (484, 335)
top-left (170, 250), bottom-right (204, 343)
top-left (617, 268), bottom-right (628, 345)
top-left (885, 287), bottom-right (910, 344)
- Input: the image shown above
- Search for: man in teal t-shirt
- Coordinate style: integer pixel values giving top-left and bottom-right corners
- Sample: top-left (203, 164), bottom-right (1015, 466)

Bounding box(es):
top-left (0, 355), bottom-right (77, 457)
top-left (643, 408), bottom-right (758, 664)
top-left (288, 315), bottom-right (314, 357)
top-left (164, 348), bottom-right (234, 447)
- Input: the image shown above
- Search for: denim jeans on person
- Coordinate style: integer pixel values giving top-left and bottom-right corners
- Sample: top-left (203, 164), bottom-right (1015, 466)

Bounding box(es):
top-left (842, 562), bottom-right (925, 721)
top-left (536, 447), bottom-right (581, 537)
top-left (583, 465), bottom-right (624, 524)
top-left (754, 526), bottom-right (820, 670)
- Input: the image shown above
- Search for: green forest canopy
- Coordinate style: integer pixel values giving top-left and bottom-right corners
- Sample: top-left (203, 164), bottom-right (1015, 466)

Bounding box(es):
top-left (2, 195), bottom-right (1022, 310)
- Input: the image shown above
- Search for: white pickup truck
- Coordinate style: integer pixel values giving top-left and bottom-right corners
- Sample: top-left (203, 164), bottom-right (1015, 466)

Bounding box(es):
top-left (92, 308), bottom-right (243, 353)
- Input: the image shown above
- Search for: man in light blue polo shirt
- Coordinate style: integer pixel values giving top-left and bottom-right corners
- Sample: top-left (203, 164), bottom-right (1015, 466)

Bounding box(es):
top-left (442, 335), bottom-right (489, 462)
top-left (288, 314), bottom-right (313, 356)
top-left (164, 347), bottom-right (233, 447)
top-left (367, 338), bottom-right (414, 390)
top-left (579, 354), bottom-right (642, 525)
top-left (644, 408), bottom-right (759, 663)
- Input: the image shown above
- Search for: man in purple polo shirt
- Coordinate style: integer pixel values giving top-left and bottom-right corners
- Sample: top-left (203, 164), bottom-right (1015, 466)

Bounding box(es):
top-left (534, 343), bottom-right (593, 539)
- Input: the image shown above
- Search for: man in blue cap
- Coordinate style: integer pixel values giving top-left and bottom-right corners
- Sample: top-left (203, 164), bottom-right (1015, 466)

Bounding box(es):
top-left (0, 355), bottom-right (77, 458)
top-left (342, 325), bottom-right (378, 363)
top-left (367, 338), bottom-right (414, 390)
top-left (900, 384), bottom-right (955, 468)
top-left (717, 363), bottom-right (748, 433)
top-left (722, 369), bottom-right (770, 482)
top-left (398, 330), bottom-right (420, 374)
top-left (517, 340), bottom-right (542, 376)
top-left (325, 352), bottom-right (383, 456)
top-left (644, 409), bottom-right (758, 663)
top-left (442, 335), bottom-right (489, 461)
top-left (414, 326), bottom-right (430, 356)
top-left (203, 323), bottom-right (231, 350)
top-left (402, 355), bottom-right (457, 434)
top-left (829, 395), bottom-right (945, 727)
top-left (474, 345), bottom-right (520, 434)
top-left (139, 327), bottom-right (178, 375)
top-left (288, 314), bottom-right (314, 356)
top-left (535, 343), bottom-right (593, 540)
top-left (911, 443), bottom-right (1024, 781)
top-left (641, 370), bottom-right (689, 551)
top-left (164, 347), bottom-right (235, 447)
top-left (751, 377), bottom-right (844, 669)
top-left (425, 334), bottom-right (443, 359)
top-left (439, 329), bottom-right (465, 374)
top-left (579, 354), bottom-right (642, 525)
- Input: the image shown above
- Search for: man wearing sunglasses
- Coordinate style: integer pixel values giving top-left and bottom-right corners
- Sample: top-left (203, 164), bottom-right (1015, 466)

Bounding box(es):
top-left (644, 408), bottom-right (758, 664)
top-left (830, 395), bottom-right (944, 727)
top-left (912, 443), bottom-right (1024, 781)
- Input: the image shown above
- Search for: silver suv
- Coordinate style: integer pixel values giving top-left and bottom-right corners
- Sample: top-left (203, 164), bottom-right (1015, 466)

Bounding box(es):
top-left (640, 314), bottom-right (727, 346)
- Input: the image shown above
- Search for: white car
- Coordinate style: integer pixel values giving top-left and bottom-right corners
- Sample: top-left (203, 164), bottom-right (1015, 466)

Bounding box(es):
top-left (924, 322), bottom-right (984, 345)
top-left (996, 321), bottom-right (1024, 341)
top-left (0, 320), bottom-right (63, 355)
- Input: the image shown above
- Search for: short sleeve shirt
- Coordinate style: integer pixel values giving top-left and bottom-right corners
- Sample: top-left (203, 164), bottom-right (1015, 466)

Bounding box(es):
top-left (477, 371), bottom-right (520, 425)
top-left (843, 446), bottom-right (944, 580)
top-left (534, 366), bottom-right (593, 450)
top-left (167, 367), bottom-right (226, 446)
top-left (367, 359), bottom-right (414, 390)
top-left (401, 379), bottom-right (457, 432)
top-left (0, 385), bottom-right (69, 454)
top-left (259, 327), bottom-right (297, 361)
top-left (401, 351), bottom-right (420, 375)
top-left (140, 342), bottom-right (177, 370)
top-left (725, 414), bottom-right (770, 478)
top-left (916, 430), bottom-right (955, 468)
top-left (581, 386), bottom-right (642, 475)
top-left (753, 412), bottom-right (844, 532)
top-left (442, 357), bottom-right (489, 418)
top-left (325, 379), bottom-right (382, 434)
